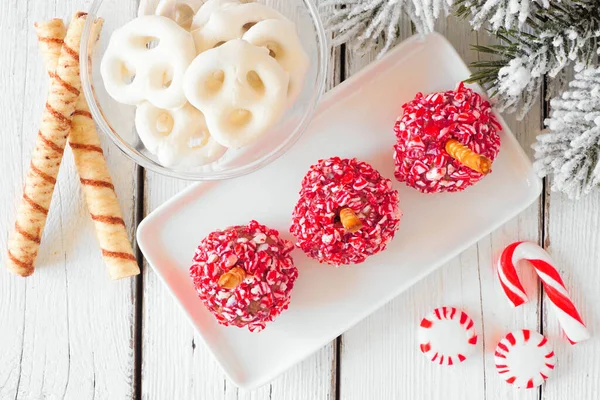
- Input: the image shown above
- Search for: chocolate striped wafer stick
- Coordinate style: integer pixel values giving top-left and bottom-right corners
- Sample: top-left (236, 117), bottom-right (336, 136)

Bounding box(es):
top-left (7, 13), bottom-right (90, 277)
top-left (36, 19), bottom-right (140, 280)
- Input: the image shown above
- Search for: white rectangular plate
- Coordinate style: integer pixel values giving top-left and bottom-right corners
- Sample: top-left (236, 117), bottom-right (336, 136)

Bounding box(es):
top-left (137, 33), bottom-right (542, 389)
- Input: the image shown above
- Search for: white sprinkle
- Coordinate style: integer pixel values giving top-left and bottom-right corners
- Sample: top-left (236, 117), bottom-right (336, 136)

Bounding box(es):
top-left (253, 233), bottom-right (267, 244)
top-left (225, 255), bottom-right (238, 267)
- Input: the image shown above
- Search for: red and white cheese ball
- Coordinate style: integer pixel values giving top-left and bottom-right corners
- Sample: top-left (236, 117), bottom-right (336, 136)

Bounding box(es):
top-left (189, 220), bottom-right (298, 332)
top-left (290, 157), bottom-right (401, 266)
top-left (393, 82), bottom-right (502, 193)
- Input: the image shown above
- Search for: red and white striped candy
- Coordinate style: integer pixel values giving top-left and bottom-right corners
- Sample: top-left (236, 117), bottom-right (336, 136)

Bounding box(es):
top-left (418, 307), bottom-right (478, 366)
top-left (495, 329), bottom-right (556, 389)
top-left (498, 241), bottom-right (590, 344)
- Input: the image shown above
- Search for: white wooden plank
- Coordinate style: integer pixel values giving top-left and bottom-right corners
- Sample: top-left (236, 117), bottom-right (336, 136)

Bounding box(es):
top-left (339, 14), bottom-right (543, 400)
top-left (141, 1), bottom-right (338, 398)
top-left (472, 20), bottom-right (544, 400)
top-left (542, 66), bottom-right (600, 398)
top-left (0, 1), bottom-right (139, 399)
top-left (0, 0), bottom-right (34, 396)
top-left (543, 191), bottom-right (600, 399)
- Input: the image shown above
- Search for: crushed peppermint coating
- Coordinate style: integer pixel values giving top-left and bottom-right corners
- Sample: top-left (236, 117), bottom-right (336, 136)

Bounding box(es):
top-left (189, 220), bottom-right (298, 332)
top-left (290, 157), bottom-right (401, 266)
top-left (393, 82), bottom-right (502, 193)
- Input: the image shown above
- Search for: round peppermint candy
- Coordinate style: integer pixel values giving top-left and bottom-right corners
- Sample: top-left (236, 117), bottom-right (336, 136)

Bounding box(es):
top-left (495, 329), bottom-right (556, 389)
top-left (418, 307), bottom-right (478, 365)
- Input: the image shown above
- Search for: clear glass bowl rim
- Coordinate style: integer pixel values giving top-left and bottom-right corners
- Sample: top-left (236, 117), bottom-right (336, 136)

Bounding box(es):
top-left (80, 0), bottom-right (328, 181)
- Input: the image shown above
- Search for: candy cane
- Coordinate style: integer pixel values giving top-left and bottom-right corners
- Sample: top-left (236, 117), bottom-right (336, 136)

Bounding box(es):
top-left (498, 241), bottom-right (590, 344)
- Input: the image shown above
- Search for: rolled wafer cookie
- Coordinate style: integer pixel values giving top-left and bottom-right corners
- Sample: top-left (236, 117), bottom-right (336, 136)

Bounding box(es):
top-left (7, 13), bottom-right (90, 277)
top-left (35, 19), bottom-right (67, 77)
top-left (36, 19), bottom-right (140, 280)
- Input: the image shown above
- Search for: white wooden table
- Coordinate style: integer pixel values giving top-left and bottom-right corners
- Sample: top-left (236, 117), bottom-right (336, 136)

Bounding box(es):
top-left (1, 1), bottom-right (599, 399)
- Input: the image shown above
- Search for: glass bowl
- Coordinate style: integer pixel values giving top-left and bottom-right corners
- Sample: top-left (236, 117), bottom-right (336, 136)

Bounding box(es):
top-left (80, 0), bottom-right (327, 180)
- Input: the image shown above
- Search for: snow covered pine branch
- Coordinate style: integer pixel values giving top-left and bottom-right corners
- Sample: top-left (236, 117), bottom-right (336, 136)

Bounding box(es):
top-left (533, 68), bottom-right (600, 199)
top-left (319, 0), bottom-right (548, 58)
top-left (467, 1), bottom-right (600, 118)
top-left (320, 0), bottom-right (453, 57)
top-left (455, 0), bottom-right (550, 31)
top-left (320, 1), bottom-right (600, 198)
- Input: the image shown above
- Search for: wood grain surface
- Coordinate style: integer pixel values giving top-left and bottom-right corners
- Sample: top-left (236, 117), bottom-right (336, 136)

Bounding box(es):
top-left (0, 1), bottom-right (138, 399)
top-left (0, 1), bottom-right (598, 399)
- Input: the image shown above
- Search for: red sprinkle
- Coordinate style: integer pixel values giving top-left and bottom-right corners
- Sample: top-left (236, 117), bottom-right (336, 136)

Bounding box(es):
top-left (290, 157), bottom-right (401, 266)
top-left (189, 220), bottom-right (298, 332)
top-left (393, 82), bottom-right (502, 193)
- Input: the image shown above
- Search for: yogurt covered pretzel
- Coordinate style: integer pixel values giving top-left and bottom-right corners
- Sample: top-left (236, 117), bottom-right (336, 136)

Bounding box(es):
top-left (101, 15), bottom-right (195, 110)
top-left (153, 0), bottom-right (206, 30)
top-left (184, 39), bottom-right (289, 148)
top-left (155, 0), bottom-right (200, 30)
top-left (191, 0), bottom-right (252, 30)
top-left (138, 0), bottom-right (249, 30)
top-left (192, 2), bottom-right (286, 53)
top-left (243, 19), bottom-right (309, 102)
top-left (135, 102), bottom-right (226, 168)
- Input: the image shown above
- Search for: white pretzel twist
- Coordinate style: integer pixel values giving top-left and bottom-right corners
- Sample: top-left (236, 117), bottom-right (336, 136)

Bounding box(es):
top-left (100, 16), bottom-right (195, 110)
top-left (243, 19), bottom-right (309, 103)
top-left (139, 0), bottom-right (250, 30)
top-left (192, 0), bottom-right (248, 30)
top-left (156, 0), bottom-right (206, 16)
top-left (155, 0), bottom-right (203, 30)
top-left (191, 2), bottom-right (287, 54)
top-left (138, 0), bottom-right (204, 30)
top-left (183, 39), bottom-right (289, 148)
top-left (135, 102), bottom-right (226, 168)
